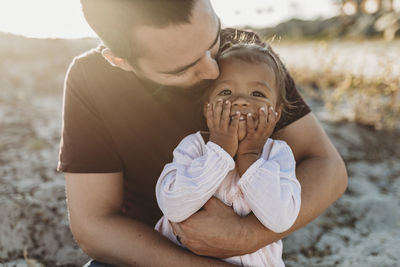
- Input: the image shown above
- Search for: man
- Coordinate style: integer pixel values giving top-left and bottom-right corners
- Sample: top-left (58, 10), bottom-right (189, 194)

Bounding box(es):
top-left (58, 0), bottom-right (347, 266)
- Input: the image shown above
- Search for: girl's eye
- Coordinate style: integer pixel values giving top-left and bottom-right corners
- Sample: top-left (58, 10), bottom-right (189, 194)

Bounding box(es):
top-left (217, 89), bottom-right (232, 96)
top-left (251, 91), bottom-right (266, 97)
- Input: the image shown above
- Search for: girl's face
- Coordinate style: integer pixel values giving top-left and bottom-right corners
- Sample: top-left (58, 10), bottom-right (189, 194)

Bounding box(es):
top-left (207, 56), bottom-right (280, 141)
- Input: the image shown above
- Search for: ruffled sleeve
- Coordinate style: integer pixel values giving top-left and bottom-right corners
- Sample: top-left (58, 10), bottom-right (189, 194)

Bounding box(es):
top-left (238, 139), bottom-right (301, 233)
top-left (156, 132), bottom-right (235, 222)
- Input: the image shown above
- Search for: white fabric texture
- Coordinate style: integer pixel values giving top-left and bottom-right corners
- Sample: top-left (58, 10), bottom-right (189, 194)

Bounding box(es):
top-left (155, 132), bottom-right (301, 267)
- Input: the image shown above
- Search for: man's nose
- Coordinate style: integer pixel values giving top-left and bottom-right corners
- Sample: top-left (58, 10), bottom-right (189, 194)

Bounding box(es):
top-left (196, 51), bottom-right (219, 80)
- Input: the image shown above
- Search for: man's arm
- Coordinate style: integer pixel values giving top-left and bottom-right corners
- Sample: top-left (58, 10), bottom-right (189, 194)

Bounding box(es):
top-left (172, 113), bottom-right (348, 257)
top-left (65, 172), bottom-right (236, 266)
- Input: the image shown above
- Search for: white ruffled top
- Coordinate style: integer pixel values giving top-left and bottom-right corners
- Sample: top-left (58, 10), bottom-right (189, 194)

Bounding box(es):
top-left (155, 132), bottom-right (301, 267)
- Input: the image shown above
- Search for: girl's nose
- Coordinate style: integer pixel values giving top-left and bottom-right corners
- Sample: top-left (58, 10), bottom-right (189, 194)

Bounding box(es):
top-left (231, 95), bottom-right (250, 107)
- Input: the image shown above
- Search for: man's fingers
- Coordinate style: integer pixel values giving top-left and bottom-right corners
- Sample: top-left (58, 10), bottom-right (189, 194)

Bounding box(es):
top-left (220, 100), bottom-right (231, 130)
top-left (171, 222), bottom-right (183, 237)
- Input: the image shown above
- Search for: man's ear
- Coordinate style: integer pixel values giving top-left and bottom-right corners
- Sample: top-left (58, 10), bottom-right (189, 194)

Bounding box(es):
top-left (101, 48), bottom-right (135, 72)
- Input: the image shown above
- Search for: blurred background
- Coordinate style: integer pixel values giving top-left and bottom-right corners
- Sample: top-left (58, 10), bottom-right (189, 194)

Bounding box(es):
top-left (0, 0), bottom-right (399, 266)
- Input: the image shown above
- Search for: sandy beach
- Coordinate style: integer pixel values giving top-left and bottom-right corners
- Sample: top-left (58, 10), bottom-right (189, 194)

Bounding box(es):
top-left (0, 35), bottom-right (399, 266)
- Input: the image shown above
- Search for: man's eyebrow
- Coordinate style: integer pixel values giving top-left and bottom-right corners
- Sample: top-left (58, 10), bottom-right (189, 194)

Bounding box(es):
top-left (162, 17), bottom-right (221, 75)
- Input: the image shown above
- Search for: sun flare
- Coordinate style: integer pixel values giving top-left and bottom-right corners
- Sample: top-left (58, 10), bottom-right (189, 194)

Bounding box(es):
top-left (0, 0), bottom-right (340, 39)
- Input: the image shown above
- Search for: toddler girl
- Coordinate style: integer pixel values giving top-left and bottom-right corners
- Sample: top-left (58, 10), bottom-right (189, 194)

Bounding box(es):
top-left (155, 43), bottom-right (301, 267)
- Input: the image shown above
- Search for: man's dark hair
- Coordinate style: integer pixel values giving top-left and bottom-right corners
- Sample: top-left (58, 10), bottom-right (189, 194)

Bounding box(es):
top-left (81, 0), bottom-right (197, 60)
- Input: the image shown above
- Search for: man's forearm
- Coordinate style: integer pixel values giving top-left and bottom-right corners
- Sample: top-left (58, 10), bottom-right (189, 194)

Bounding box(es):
top-left (73, 213), bottom-right (236, 267)
top-left (173, 153), bottom-right (347, 258)
top-left (241, 154), bottom-right (348, 252)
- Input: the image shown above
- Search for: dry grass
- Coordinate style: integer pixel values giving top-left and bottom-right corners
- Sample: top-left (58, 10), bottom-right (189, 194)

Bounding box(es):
top-left (286, 43), bottom-right (400, 131)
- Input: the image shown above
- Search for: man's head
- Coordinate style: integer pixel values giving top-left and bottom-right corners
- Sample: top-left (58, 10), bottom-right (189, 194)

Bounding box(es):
top-left (82, 0), bottom-right (221, 89)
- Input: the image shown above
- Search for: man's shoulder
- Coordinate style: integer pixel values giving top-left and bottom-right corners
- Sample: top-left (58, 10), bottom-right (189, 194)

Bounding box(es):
top-left (66, 45), bottom-right (136, 92)
top-left (71, 45), bottom-right (108, 70)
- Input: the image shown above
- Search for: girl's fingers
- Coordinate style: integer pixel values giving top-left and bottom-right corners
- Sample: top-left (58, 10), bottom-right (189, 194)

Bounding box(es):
top-left (229, 111), bottom-right (240, 132)
top-left (213, 99), bottom-right (223, 126)
top-left (265, 107), bottom-right (278, 135)
top-left (205, 103), bottom-right (214, 130)
top-left (257, 107), bottom-right (267, 133)
top-left (268, 106), bottom-right (275, 124)
top-left (268, 106), bottom-right (279, 123)
top-left (221, 100), bottom-right (231, 130)
top-left (246, 113), bottom-right (256, 135)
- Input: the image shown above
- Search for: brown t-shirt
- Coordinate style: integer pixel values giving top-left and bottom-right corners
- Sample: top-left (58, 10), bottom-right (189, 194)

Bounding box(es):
top-left (58, 29), bottom-right (310, 226)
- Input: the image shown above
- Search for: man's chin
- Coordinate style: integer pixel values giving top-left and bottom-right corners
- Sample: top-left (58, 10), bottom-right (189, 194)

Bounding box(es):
top-left (142, 74), bottom-right (212, 90)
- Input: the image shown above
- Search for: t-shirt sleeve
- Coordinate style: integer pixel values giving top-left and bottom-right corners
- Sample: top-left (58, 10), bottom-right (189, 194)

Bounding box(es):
top-left (57, 57), bottom-right (123, 173)
top-left (220, 28), bottom-right (311, 131)
top-left (274, 71), bottom-right (311, 132)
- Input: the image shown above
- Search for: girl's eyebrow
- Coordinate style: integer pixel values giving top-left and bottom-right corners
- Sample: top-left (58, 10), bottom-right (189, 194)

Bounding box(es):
top-left (214, 79), bottom-right (234, 85)
top-left (249, 81), bottom-right (274, 93)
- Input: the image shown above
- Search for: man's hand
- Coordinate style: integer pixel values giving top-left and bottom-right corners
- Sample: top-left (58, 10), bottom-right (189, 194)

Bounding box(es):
top-left (171, 197), bottom-right (258, 258)
top-left (206, 99), bottom-right (240, 157)
top-left (237, 106), bottom-right (278, 157)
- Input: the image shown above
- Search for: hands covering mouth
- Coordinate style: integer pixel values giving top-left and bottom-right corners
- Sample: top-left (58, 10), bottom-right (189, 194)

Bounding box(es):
top-left (230, 112), bottom-right (256, 121)
top-left (206, 99), bottom-right (279, 158)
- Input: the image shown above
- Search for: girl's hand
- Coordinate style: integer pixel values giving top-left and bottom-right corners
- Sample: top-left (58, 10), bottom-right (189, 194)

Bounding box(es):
top-left (237, 107), bottom-right (278, 157)
top-left (206, 99), bottom-right (240, 157)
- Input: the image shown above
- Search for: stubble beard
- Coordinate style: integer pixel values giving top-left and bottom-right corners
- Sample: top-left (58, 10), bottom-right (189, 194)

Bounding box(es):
top-left (135, 71), bottom-right (214, 96)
